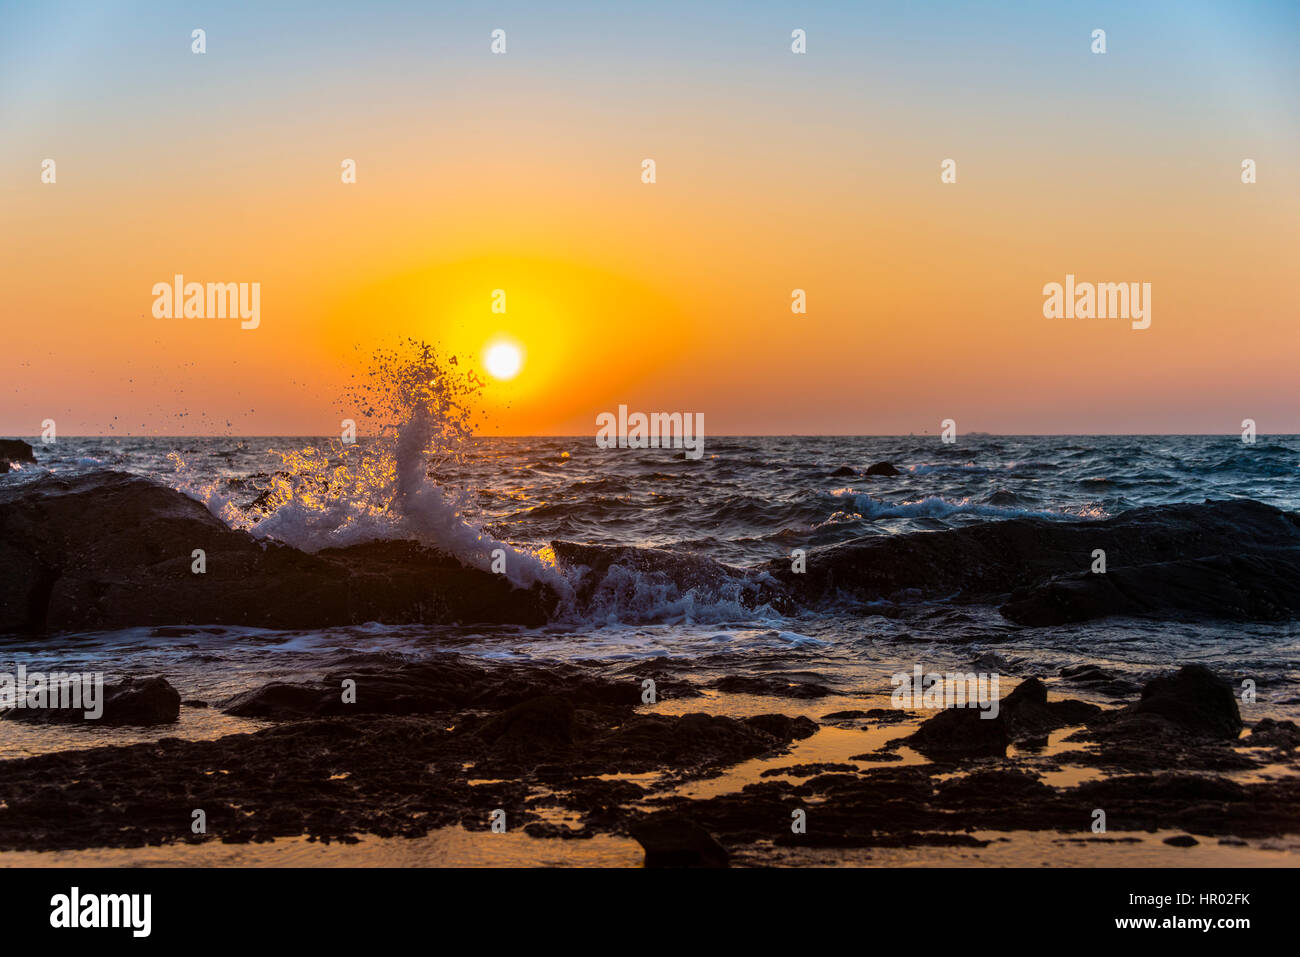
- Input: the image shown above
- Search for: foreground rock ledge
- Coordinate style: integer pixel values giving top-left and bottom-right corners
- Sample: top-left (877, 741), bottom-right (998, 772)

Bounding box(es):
top-left (0, 657), bottom-right (1293, 858)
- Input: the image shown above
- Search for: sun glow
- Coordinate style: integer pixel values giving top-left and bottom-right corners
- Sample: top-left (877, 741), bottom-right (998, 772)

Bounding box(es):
top-left (484, 340), bottom-right (523, 380)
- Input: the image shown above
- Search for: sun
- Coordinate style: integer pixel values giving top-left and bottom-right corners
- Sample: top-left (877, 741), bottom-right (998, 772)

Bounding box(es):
top-left (483, 340), bottom-right (523, 380)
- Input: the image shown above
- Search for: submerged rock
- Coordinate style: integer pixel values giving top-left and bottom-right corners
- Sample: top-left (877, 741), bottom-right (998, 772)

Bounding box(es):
top-left (865, 461), bottom-right (901, 476)
top-left (629, 815), bottom-right (729, 868)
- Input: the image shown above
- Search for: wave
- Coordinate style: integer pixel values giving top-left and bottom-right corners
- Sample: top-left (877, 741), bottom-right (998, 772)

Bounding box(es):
top-left (168, 341), bottom-right (566, 594)
top-left (829, 489), bottom-right (1105, 522)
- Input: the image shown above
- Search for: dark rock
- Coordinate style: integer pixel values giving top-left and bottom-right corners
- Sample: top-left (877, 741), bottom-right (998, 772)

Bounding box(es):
top-left (474, 696), bottom-right (575, 748)
top-left (1134, 665), bottom-right (1242, 740)
top-left (2, 676), bottom-right (180, 726)
top-left (865, 461), bottom-right (901, 476)
top-left (1248, 718), bottom-right (1300, 749)
top-left (1164, 834), bottom-right (1199, 847)
top-left (223, 656), bottom-right (642, 720)
top-left (1002, 554), bottom-right (1300, 626)
top-left (820, 708), bottom-right (911, 727)
top-left (760, 762), bottom-right (858, 778)
top-left (709, 674), bottom-right (833, 698)
top-left (629, 815), bottom-right (729, 868)
top-left (0, 440), bottom-right (35, 464)
top-left (829, 466), bottom-right (857, 477)
top-left (223, 683), bottom-right (337, 719)
top-left (766, 499), bottom-right (1300, 625)
top-left (742, 713), bottom-right (819, 741)
top-left (901, 677), bottom-right (1099, 759)
top-left (0, 471), bottom-right (558, 633)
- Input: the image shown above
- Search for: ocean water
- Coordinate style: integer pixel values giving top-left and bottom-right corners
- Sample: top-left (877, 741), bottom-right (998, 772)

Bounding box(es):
top-left (2, 433), bottom-right (1299, 759)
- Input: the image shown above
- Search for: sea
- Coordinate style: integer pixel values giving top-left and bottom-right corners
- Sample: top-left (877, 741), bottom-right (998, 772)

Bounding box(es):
top-left (1, 433), bottom-right (1298, 760)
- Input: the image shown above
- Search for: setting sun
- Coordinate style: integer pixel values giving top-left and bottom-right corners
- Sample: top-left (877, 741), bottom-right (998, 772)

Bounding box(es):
top-left (484, 340), bottom-right (523, 380)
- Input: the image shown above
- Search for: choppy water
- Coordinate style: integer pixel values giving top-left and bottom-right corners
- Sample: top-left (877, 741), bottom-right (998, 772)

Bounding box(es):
top-left (2, 434), bottom-right (1299, 759)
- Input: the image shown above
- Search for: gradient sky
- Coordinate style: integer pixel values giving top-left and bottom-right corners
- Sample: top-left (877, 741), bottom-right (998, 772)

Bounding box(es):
top-left (2, 0), bottom-right (1298, 435)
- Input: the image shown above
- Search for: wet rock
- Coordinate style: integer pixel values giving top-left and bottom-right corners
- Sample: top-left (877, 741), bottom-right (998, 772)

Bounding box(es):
top-left (709, 675), bottom-right (834, 698)
top-left (2, 676), bottom-right (180, 726)
top-left (594, 712), bottom-right (814, 774)
top-left (760, 762), bottom-right (858, 778)
top-left (743, 713), bottom-right (819, 742)
top-left (865, 462), bottom-right (901, 476)
top-left (0, 440), bottom-right (35, 464)
top-left (629, 815), bottom-right (729, 868)
top-left (768, 499), bottom-right (1300, 625)
top-left (1247, 718), bottom-right (1300, 749)
top-left (1164, 834), bottom-right (1199, 847)
top-left (223, 656), bottom-right (642, 720)
top-left (829, 466), bottom-right (857, 477)
top-left (900, 678), bottom-right (1099, 760)
top-left (820, 708), bottom-right (910, 727)
top-left (0, 472), bottom-right (558, 634)
top-left (1001, 554), bottom-right (1300, 626)
top-left (474, 696), bottom-right (575, 748)
top-left (1133, 665), bottom-right (1242, 740)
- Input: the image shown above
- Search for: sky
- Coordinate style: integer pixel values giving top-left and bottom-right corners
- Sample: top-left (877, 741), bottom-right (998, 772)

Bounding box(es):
top-left (2, 0), bottom-right (1298, 436)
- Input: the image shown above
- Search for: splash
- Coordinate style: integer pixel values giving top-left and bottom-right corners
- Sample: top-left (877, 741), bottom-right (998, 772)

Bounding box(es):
top-left (194, 340), bottom-right (563, 591)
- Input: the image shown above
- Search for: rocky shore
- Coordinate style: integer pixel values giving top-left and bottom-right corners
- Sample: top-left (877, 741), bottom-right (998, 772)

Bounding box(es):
top-left (0, 656), bottom-right (1293, 864)
top-left (5, 471), bottom-right (1300, 634)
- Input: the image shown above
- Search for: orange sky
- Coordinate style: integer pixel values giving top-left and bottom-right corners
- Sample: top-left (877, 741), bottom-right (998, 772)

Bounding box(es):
top-left (3, 1), bottom-right (1298, 435)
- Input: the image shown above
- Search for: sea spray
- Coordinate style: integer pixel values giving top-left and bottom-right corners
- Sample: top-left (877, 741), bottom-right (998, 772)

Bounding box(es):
top-left (177, 340), bottom-right (569, 595)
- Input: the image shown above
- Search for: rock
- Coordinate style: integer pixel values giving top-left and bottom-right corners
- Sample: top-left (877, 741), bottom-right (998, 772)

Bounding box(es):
top-left (1, 676), bottom-right (180, 726)
top-left (1247, 718), bottom-right (1300, 749)
top-left (903, 703), bottom-right (1010, 758)
top-left (767, 498), bottom-right (1300, 625)
top-left (1164, 834), bottom-right (1199, 847)
top-left (742, 713), bottom-right (819, 741)
top-left (0, 440), bottom-right (35, 464)
top-left (629, 815), bottom-right (729, 867)
top-left (221, 656), bottom-right (643, 721)
top-left (865, 461), bottom-right (901, 476)
top-left (901, 677), bottom-right (1099, 759)
top-left (223, 683), bottom-right (338, 719)
top-left (1134, 665), bottom-right (1242, 740)
top-left (0, 471), bottom-right (559, 633)
top-left (829, 466), bottom-right (857, 477)
top-left (709, 675), bottom-right (834, 698)
top-left (474, 696), bottom-right (575, 748)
